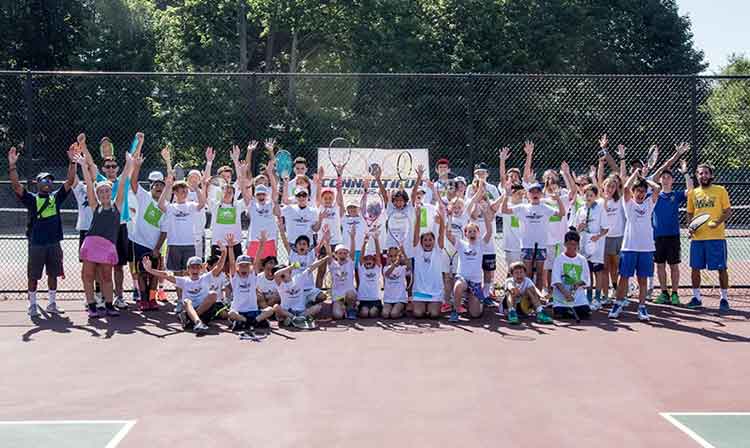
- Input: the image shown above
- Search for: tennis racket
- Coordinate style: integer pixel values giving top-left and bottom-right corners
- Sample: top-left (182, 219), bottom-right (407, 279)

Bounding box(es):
top-left (646, 145), bottom-right (659, 170)
top-left (207, 175), bottom-right (227, 204)
top-left (275, 149), bottom-right (293, 178)
top-left (387, 209), bottom-right (411, 247)
top-left (328, 137), bottom-right (352, 177)
top-left (396, 151), bottom-right (413, 188)
top-left (688, 213), bottom-right (712, 237)
top-left (363, 190), bottom-right (384, 229)
top-left (559, 275), bottom-right (581, 323)
top-left (367, 150), bottom-right (381, 177)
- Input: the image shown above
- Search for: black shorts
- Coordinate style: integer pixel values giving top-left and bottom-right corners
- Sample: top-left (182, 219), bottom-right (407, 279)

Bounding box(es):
top-left (358, 300), bottom-right (383, 313)
top-left (588, 262), bottom-right (605, 273)
top-left (482, 254), bottom-right (496, 271)
top-left (28, 242), bottom-right (64, 281)
top-left (553, 305), bottom-right (591, 320)
top-left (654, 235), bottom-right (681, 265)
top-left (210, 243), bottom-right (243, 260)
top-left (115, 224), bottom-right (129, 267)
top-left (199, 302), bottom-right (228, 323)
top-left (78, 230), bottom-right (88, 262)
top-left (237, 310), bottom-right (270, 329)
top-left (130, 241), bottom-right (160, 275)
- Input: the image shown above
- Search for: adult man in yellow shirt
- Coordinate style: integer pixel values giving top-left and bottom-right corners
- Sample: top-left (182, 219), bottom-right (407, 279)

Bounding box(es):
top-left (686, 164), bottom-right (732, 312)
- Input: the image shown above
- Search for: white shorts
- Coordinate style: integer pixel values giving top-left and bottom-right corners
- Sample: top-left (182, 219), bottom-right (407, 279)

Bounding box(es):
top-left (544, 243), bottom-right (562, 270)
top-left (303, 288), bottom-right (323, 304)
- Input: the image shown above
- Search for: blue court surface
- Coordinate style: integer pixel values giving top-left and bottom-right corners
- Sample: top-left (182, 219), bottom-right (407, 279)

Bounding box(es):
top-left (661, 413), bottom-right (750, 448)
top-left (0, 421), bottom-right (135, 448)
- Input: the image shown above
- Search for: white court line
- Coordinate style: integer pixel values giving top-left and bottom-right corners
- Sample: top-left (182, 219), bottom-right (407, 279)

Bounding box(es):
top-left (0, 420), bottom-right (136, 448)
top-left (662, 412), bottom-right (750, 416)
top-left (660, 413), bottom-right (717, 448)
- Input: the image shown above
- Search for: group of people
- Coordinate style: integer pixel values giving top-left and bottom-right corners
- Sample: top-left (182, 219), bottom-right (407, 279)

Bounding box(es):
top-left (8, 132), bottom-right (733, 334)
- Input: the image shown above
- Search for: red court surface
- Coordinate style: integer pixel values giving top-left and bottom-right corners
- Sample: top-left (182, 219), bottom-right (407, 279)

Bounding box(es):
top-left (3, 291), bottom-right (750, 448)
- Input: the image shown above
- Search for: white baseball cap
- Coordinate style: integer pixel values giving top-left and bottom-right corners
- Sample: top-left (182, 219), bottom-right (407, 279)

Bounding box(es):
top-left (186, 256), bottom-right (203, 267)
top-left (255, 184), bottom-right (269, 195)
top-left (148, 171), bottom-right (165, 183)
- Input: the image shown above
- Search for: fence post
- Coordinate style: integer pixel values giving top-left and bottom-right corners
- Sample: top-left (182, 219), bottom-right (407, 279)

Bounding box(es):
top-left (690, 75), bottom-right (699, 172)
top-left (23, 70), bottom-right (34, 181)
top-left (465, 74), bottom-right (476, 178)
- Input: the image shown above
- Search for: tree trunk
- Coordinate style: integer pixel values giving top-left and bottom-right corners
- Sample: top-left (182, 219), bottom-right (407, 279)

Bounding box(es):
top-left (264, 24), bottom-right (275, 72)
top-left (237, 0), bottom-right (248, 71)
top-left (287, 29), bottom-right (298, 112)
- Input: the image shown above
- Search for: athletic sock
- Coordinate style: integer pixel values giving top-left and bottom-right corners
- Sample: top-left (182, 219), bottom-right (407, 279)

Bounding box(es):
top-left (48, 290), bottom-right (57, 304)
top-left (720, 289), bottom-right (728, 301)
top-left (88, 302), bottom-right (97, 312)
top-left (692, 288), bottom-right (702, 300)
top-left (28, 290), bottom-right (37, 306)
top-left (594, 290), bottom-right (601, 301)
top-left (586, 288), bottom-right (593, 303)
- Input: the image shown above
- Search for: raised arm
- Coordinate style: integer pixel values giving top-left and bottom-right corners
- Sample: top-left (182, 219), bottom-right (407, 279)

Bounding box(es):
top-left (114, 153), bottom-right (136, 211)
top-left (226, 234), bottom-right (237, 277)
top-left (599, 134), bottom-right (619, 173)
top-left (499, 147), bottom-right (510, 186)
top-left (360, 234), bottom-right (370, 266)
top-left (62, 143), bottom-right (78, 192)
top-left (267, 158), bottom-right (279, 203)
top-left (678, 160), bottom-right (694, 192)
top-left (193, 177), bottom-right (207, 211)
top-left (276, 215), bottom-right (290, 252)
top-left (130, 143), bottom-right (144, 194)
top-left (373, 233), bottom-right (382, 266)
top-left (617, 144), bottom-right (626, 180)
top-left (412, 204), bottom-right (422, 248)
top-left (336, 173), bottom-right (345, 216)
top-left (77, 152), bottom-right (97, 208)
top-left (349, 225), bottom-right (356, 261)
top-left (622, 169), bottom-right (640, 202)
top-left (653, 143), bottom-right (689, 180)
top-left (158, 174), bottom-right (174, 212)
top-left (646, 178), bottom-right (661, 204)
top-left (245, 140), bottom-right (258, 179)
top-left (411, 165), bottom-right (424, 205)
top-left (375, 169), bottom-right (388, 204)
top-left (482, 204), bottom-right (493, 244)
top-left (436, 207), bottom-right (446, 249)
top-left (211, 243), bottom-right (228, 277)
top-left (142, 257), bottom-right (177, 284)
top-left (560, 161), bottom-right (576, 200)
top-left (522, 140), bottom-right (534, 181)
top-left (203, 146), bottom-right (215, 182)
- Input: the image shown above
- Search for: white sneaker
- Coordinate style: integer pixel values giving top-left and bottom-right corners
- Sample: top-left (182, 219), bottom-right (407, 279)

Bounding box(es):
top-left (608, 300), bottom-right (627, 319)
top-left (590, 299), bottom-right (602, 311)
top-left (45, 303), bottom-right (64, 315)
top-left (193, 321), bottom-right (209, 334)
top-left (113, 296), bottom-right (128, 310)
top-left (28, 303), bottom-right (39, 317)
top-left (95, 292), bottom-right (104, 307)
top-left (638, 306), bottom-right (650, 322)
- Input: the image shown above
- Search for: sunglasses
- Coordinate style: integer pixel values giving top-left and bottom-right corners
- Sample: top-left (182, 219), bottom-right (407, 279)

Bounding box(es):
top-left (103, 164), bottom-right (118, 169)
top-left (39, 178), bottom-right (53, 184)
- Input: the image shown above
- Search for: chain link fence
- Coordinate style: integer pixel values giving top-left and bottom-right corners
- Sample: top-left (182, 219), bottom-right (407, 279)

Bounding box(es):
top-left (0, 71), bottom-right (749, 293)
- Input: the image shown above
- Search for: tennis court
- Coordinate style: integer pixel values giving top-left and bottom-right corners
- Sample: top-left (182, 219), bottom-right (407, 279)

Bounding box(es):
top-left (3, 290), bottom-right (749, 447)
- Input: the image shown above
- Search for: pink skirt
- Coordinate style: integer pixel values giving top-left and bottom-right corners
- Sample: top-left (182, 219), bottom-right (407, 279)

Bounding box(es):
top-left (80, 235), bottom-right (118, 265)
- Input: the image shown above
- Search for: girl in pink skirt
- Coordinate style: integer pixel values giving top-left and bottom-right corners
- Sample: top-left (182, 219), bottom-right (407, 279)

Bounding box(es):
top-left (77, 148), bottom-right (137, 318)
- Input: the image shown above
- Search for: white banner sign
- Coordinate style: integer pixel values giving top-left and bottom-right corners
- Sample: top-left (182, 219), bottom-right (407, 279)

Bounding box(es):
top-left (316, 147), bottom-right (431, 203)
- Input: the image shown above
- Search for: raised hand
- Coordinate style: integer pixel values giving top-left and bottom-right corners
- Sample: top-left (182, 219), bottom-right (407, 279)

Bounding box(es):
top-left (588, 165), bottom-right (597, 180)
top-left (264, 138), bottom-right (276, 153)
top-left (161, 146), bottom-right (171, 163)
top-left (499, 147), bottom-right (510, 161)
top-left (523, 140), bottom-right (534, 156)
top-left (226, 232), bottom-right (236, 247)
top-left (617, 144), bottom-right (626, 159)
top-left (676, 142), bottom-right (690, 156)
top-left (72, 152), bottom-right (86, 166)
top-left (133, 152), bottom-right (145, 167)
top-left (415, 164), bottom-right (425, 178)
top-left (599, 134), bottom-right (608, 149)
top-left (67, 145), bottom-right (80, 163)
top-left (230, 145), bottom-right (240, 162)
top-left (141, 256), bottom-right (152, 272)
top-left (206, 146), bottom-right (215, 163)
top-left (560, 161), bottom-right (570, 175)
top-left (247, 140), bottom-right (258, 154)
top-left (678, 159), bottom-right (688, 174)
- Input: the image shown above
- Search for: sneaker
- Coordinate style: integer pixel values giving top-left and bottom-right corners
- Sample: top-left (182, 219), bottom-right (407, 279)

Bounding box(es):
top-left (508, 309), bottom-right (520, 325)
top-left (440, 302), bottom-right (452, 313)
top-left (719, 299), bottom-right (730, 314)
top-left (113, 296), bottom-right (128, 310)
top-left (670, 291), bottom-right (681, 306)
top-left (27, 303), bottom-right (39, 317)
top-left (96, 307), bottom-right (107, 318)
top-left (600, 296), bottom-right (612, 306)
top-left (174, 301), bottom-right (184, 314)
top-left (646, 288), bottom-right (654, 301)
top-left (137, 300), bottom-right (149, 311)
top-left (282, 316), bottom-right (293, 327)
top-left (687, 297), bottom-right (703, 309)
top-left (654, 291), bottom-right (669, 305)
top-left (177, 311), bottom-right (189, 329)
top-left (132, 289), bottom-right (140, 301)
top-left (87, 306), bottom-right (99, 319)
top-left (457, 304), bottom-right (468, 314)
top-left (346, 309), bottom-right (357, 320)
top-left (449, 310), bottom-right (459, 322)
top-left (638, 305), bottom-right (650, 322)
top-left (147, 300), bottom-right (159, 311)
top-left (95, 292), bottom-right (104, 307)
top-left (481, 296), bottom-right (494, 306)
top-left (157, 289), bottom-right (167, 301)
top-left (590, 299), bottom-right (602, 311)
top-left (45, 302), bottom-right (64, 315)
top-left (193, 321), bottom-right (209, 334)
top-left (608, 300), bottom-right (626, 319)
top-left (536, 310), bottom-right (553, 324)
top-left (105, 303), bottom-right (120, 317)
top-left (607, 290), bottom-right (616, 300)
top-left (230, 320), bottom-right (242, 332)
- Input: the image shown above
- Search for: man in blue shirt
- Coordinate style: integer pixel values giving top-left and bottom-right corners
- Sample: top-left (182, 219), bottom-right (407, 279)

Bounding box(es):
top-left (652, 161), bottom-right (693, 305)
top-left (8, 145), bottom-right (77, 317)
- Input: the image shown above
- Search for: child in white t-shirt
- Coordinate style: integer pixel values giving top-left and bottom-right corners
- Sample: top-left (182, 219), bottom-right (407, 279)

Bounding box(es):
top-left (501, 182), bottom-right (525, 264)
top-left (327, 227), bottom-right (358, 320)
top-left (504, 262), bottom-right (553, 325)
top-left (575, 184), bottom-right (609, 310)
top-left (256, 255), bottom-right (280, 308)
top-left (278, 217), bottom-right (328, 307)
top-left (244, 161), bottom-right (280, 260)
top-left (442, 197), bottom-right (469, 314)
top-left (411, 204), bottom-right (446, 319)
top-left (314, 177), bottom-right (343, 288)
top-left (609, 170), bottom-right (661, 322)
top-left (273, 255), bottom-right (330, 327)
top-left (142, 245), bottom-right (227, 334)
top-left (226, 231), bottom-right (274, 332)
top-left (551, 229), bottom-right (592, 320)
top-left (357, 233), bottom-right (383, 318)
top-left (382, 245), bottom-right (409, 319)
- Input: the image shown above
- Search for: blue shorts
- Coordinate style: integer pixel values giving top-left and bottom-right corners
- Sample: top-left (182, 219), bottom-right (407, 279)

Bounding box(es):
top-left (690, 240), bottom-right (727, 271)
top-left (522, 248), bottom-right (547, 262)
top-left (618, 251), bottom-right (654, 278)
top-left (457, 276), bottom-right (485, 300)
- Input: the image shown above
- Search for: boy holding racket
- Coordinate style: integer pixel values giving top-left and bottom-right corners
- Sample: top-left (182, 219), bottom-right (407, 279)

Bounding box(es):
top-left (551, 228), bottom-right (592, 320)
top-left (608, 170), bottom-right (661, 321)
top-left (274, 256), bottom-right (330, 327)
top-left (687, 163), bottom-right (732, 312)
top-left (505, 262), bottom-right (553, 324)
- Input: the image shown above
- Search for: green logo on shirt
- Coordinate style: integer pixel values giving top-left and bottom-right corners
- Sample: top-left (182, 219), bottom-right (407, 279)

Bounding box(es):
top-left (510, 215), bottom-right (520, 228)
top-left (143, 202), bottom-right (163, 228)
top-left (217, 207), bottom-right (237, 225)
top-left (562, 262), bottom-right (582, 285)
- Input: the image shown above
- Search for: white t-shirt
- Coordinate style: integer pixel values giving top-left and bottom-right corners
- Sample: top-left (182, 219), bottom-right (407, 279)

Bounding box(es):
top-left (576, 201), bottom-right (608, 264)
top-left (73, 183), bottom-right (94, 232)
top-left (342, 215), bottom-right (366, 250)
top-left (411, 244), bottom-right (445, 301)
top-left (330, 259), bottom-right (355, 298)
top-left (385, 203), bottom-right (414, 253)
top-left (289, 250), bottom-right (316, 291)
top-left (187, 191), bottom-right (207, 239)
top-left (415, 202), bottom-right (438, 237)
top-left (469, 212), bottom-right (496, 255)
top-left (164, 201), bottom-right (202, 246)
top-left (504, 276), bottom-right (535, 294)
top-left (209, 271), bottom-right (226, 303)
top-left (278, 273), bottom-right (306, 312)
top-left (465, 182), bottom-right (500, 203)
top-left (510, 203), bottom-right (557, 249)
top-left (456, 238), bottom-right (483, 283)
top-left (551, 252), bottom-right (591, 307)
top-left (230, 273), bottom-right (258, 313)
top-left (357, 264), bottom-right (381, 301)
top-left (622, 199), bottom-right (656, 252)
top-left (502, 200), bottom-right (523, 252)
top-left (604, 198), bottom-right (625, 238)
top-left (317, 204), bottom-right (343, 245)
top-left (130, 187), bottom-right (165, 249)
top-left (256, 273), bottom-right (277, 294)
top-left (543, 190), bottom-right (570, 246)
top-left (210, 199), bottom-right (245, 246)
top-left (382, 264), bottom-right (408, 303)
top-left (281, 204), bottom-right (318, 246)
top-left (175, 273), bottom-right (214, 307)
top-left (248, 199), bottom-right (277, 241)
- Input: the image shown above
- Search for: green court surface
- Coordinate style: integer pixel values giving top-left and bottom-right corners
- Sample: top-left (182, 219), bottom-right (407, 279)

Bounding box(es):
top-left (0, 421), bottom-right (135, 448)
top-left (661, 413), bottom-right (750, 448)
